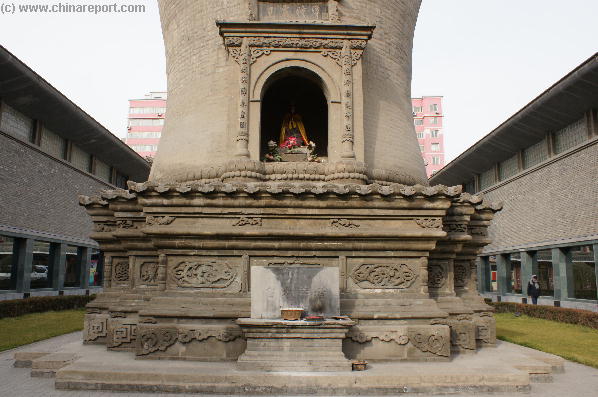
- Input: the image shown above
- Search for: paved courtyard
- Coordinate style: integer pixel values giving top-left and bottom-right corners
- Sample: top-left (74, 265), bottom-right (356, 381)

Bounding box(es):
top-left (2, 332), bottom-right (598, 397)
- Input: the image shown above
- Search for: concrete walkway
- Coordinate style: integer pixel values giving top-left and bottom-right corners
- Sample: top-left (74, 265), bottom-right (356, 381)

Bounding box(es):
top-left (2, 332), bottom-right (598, 396)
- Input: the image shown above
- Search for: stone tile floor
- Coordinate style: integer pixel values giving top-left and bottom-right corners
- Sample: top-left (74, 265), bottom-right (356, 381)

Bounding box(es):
top-left (2, 331), bottom-right (598, 396)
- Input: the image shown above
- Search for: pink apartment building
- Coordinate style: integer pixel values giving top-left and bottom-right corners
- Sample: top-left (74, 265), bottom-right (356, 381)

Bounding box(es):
top-left (412, 96), bottom-right (444, 177)
top-left (124, 91), bottom-right (167, 158)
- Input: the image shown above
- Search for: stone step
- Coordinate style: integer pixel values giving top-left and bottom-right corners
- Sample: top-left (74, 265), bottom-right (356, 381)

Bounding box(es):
top-left (30, 353), bottom-right (78, 378)
top-left (13, 352), bottom-right (50, 368)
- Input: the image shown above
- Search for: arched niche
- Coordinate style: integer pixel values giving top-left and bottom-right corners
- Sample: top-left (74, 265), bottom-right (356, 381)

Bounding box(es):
top-left (249, 59), bottom-right (341, 162)
top-left (259, 67), bottom-right (328, 159)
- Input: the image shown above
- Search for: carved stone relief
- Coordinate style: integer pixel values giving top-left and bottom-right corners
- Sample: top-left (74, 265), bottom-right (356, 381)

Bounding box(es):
top-left (171, 261), bottom-right (237, 288)
top-left (444, 223), bottom-right (467, 233)
top-left (139, 262), bottom-right (159, 283)
top-left (116, 220), bottom-right (135, 229)
top-left (113, 261), bottom-right (130, 282)
top-left (454, 261), bottom-right (470, 288)
top-left (428, 263), bottom-right (446, 289)
top-left (430, 317), bottom-right (476, 351)
top-left (137, 326), bottom-right (243, 355)
top-left (233, 217), bottom-right (262, 227)
top-left (415, 218), bottom-right (443, 229)
top-left (347, 329), bottom-right (409, 345)
top-left (330, 218), bottom-right (360, 228)
top-left (407, 329), bottom-right (448, 357)
top-left (83, 314), bottom-right (108, 342)
top-left (145, 215), bottom-right (176, 226)
top-left (110, 324), bottom-right (138, 348)
top-left (137, 328), bottom-right (178, 355)
top-left (350, 263), bottom-right (417, 289)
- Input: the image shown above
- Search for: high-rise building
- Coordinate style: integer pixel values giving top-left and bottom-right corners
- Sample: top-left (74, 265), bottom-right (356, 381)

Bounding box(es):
top-left (124, 91), bottom-right (167, 158)
top-left (412, 96), bottom-right (444, 177)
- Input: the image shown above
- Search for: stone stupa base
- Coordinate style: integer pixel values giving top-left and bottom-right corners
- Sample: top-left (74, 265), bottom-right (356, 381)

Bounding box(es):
top-left (16, 340), bottom-right (564, 395)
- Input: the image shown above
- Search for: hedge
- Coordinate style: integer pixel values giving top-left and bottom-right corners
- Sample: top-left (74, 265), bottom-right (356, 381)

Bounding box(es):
top-left (0, 294), bottom-right (95, 319)
top-left (489, 301), bottom-right (598, 330)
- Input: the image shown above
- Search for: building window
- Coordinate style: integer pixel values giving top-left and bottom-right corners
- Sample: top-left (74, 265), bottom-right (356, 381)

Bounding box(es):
top-left (0, 102), bottom-right (34, 142)
top-left (479, 168), bottom-right (496, 190)
top-left (429, 104), bottom-right (438, 112)
top-left (128, 119), bottom-right (165, 127)
top-left (570, 245), bottom-right (596, 300)
top-left (431, 156), bottom-right (440, 165)
top-left (523, 138), bottom-right (548, 169)
top-left (499, 154), bottom-right (519, 181)
top-left (464, 179), bottom-right (476, 194)
top-left (412, 106), bottom-right (422, 113)
top-left (430, 130), bottom-right (439, 138)
top-left (95, 159), bottom-right (112, 182)
top-left (70, 144), bottom-right (92, 172)
top-left (416, 132), bottom-right (424, 139)
top-left (536, 249), bottom-right (554, 296)
top-left (419, 145), bottom-right (424, 152)
top-left (554, 118), bottom-right (587, 154)
top-left (0, 235), bottom-right (15, 291)
top-left (430, 117), bottom-right (439, 124)
top-left (40, 126), bottom-right (67, 160)
top-left (414, 119), bottom-right (423, 126)
top-left (431, 143), bottom-right (440, 152)
top-left (31, 241), bottom-right (52, 289)
top-left (127, 131), bottom-right (161, 139)
top-left (89, 249), bottom-right (103, 287)
top-left (129, 107), bottom-right (167, 114)
top-left (130, 144), bottom-right (158, 152)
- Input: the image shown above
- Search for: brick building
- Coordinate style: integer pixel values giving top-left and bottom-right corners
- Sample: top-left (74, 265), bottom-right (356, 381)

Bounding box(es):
top-left (0, 45), bottom-right (150, 300)
top-left (430, 54), bottom-right (598, 311)
top-left (412, 96), bottom-right (444, 177)
top-left (124, 92), bottom-right (167, 158)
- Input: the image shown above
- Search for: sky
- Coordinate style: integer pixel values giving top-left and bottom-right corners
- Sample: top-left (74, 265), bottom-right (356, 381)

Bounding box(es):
top-left (0, 0), bottom-right (596, 162)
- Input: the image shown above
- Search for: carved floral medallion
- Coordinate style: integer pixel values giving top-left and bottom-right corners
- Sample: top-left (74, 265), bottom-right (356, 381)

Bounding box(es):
top-left (350, 263), bottom-right (417, 289)
top-left (171, 261), bottom-right (237, 288)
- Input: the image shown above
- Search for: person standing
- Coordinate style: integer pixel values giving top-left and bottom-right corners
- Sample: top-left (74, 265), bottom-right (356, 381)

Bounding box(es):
top-left (527, 275), bottom-right (541, 305)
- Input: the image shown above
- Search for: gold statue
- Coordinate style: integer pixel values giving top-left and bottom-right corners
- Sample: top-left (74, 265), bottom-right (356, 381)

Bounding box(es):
top-left (279, 104), bottom-right (309, 148)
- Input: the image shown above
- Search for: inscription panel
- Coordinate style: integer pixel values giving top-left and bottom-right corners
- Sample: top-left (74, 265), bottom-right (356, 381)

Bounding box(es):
top-left (258, 1), bottom-right (329, 21)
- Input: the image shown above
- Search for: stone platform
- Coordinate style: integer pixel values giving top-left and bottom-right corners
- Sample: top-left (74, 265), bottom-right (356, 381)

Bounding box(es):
top-left (15, 340), bottom-right (564, 395)
top-left (236, 318), bottom-right (354, 372)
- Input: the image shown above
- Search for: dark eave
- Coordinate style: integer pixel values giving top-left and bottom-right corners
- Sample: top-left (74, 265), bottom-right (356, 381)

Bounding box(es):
top-left (430, 53), bottom-right (598, 187)
top-left (0, 45), bottom-right (150, 182)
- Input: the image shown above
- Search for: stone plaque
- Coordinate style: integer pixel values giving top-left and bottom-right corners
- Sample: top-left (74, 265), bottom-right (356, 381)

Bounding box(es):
top-left (251, 265), bottom-right (339, 319)
top-left (258, 1), bottom-right (329, 21)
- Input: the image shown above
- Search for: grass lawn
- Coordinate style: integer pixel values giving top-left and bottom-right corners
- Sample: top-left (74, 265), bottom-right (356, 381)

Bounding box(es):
top-left (0, 309), bottom-right (85, 352)
top-left (495, 312), bottom-right (598, 369)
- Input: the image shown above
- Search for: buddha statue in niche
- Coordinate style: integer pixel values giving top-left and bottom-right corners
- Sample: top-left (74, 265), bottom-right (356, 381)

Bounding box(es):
top-left (279, 103), bottom-right (309, 149)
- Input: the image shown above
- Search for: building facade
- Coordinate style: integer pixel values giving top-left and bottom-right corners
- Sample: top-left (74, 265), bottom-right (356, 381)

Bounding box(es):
top-left (430, 54), bottom-right (598, 312)
top-left (0, 45), bottom-right (151, 300)
top-left (412, 96), bottom-right (444, 177)
top-left (124, 91), bottom-right (167, 158)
